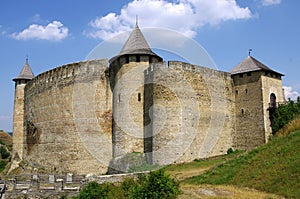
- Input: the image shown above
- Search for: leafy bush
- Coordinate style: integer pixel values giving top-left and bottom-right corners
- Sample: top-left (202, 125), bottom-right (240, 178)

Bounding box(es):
top-left (0, 146), bottom-right (10, 159)
top-left (72, 181), bottom-right (122, 199)
top-left (272, 99), bottom-right (300, 134)
top-left (73, 169), bottom-right (180, 199)
top-left (0, 160), bottom-right (7, 173)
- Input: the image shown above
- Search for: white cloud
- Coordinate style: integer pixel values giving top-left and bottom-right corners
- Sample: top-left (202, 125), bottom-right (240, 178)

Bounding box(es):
top-left (262, 0), bottom-right (281, 6)
top-left (87, 0), bottom-right (252, 40)
top-left (11, 21), bottom-right (69, 41)
top-left (283, 86), bottom-right (300, 101)
top-left (0, 115), bottom-right (12, 120)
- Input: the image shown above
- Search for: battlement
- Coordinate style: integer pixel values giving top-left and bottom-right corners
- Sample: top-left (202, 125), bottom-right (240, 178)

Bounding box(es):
top-left (145, 61), bottom-right (231, 80)
top-left (25, 59), bottom-right (108, 96)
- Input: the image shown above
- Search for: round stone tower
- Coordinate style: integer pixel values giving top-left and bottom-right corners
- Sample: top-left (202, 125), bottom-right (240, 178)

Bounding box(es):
top-left (109, 24), bottom-right (162, 162)
top-left (12, 58), bottom-right (34, 159)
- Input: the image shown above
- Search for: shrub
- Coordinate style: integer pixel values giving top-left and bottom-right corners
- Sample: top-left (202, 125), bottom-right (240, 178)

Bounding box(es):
top-left (273, 99), bottom-right (300, 134)
top-left (73, 169), bottom-right (180, 199)
top-left (73, 182), bottom-right (115, 199)
top-left (227, 148), bottom-right (234, 154)
top-left (0, 160), bottom-right (7, 173)
top-left (0, 146), bottom-right (10, 159)
top-left (128, 169), bottom-right (180, 199)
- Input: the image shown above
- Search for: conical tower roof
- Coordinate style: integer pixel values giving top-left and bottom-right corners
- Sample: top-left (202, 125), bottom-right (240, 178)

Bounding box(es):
top-left (109, 24), bottom-right (161, 63)
top-left (230, 56), bottom-right (283, 76)
top-left (13, 58), bottom-right (35, 81)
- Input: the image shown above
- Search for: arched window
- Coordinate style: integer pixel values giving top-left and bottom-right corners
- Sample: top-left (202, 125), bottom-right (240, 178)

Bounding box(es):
top-left (270, 93), bottom-right (276, 108)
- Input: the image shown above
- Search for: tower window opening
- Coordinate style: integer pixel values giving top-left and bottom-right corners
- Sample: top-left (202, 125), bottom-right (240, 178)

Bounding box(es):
top-left (245, 89), bottom-right (248, 94)
top-left (241, 109), bottom-right (244, 115)
top-left (236, 90), bottom-right (238, 95)
top-left (270, 93), bottom-right (276, 108)
top-left (138, 93), bottom-right (141, 101)
top-left (265, 71), bottom-right (269, 76)
top-left (136, 55), bottom-right (140, 62)
top-left (239, 74), bottom-right (243, 78)
top-left (247, 72), bottom-right (252, 76)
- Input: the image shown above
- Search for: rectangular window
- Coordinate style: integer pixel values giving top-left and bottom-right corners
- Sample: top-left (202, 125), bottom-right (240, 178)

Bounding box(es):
top-left (138, 93), bottom-right (141, 101)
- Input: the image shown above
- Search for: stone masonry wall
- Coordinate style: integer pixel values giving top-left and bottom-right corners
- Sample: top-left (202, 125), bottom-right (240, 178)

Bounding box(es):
top-left (12, 83), bottom-right (26, 159)
top-left (232, 71), bottom-right (265, 150)
top-left (145, 61), bottom-right (235, 165)
top-left (261, 74), bottom-right (285, 141)
top-left (23, 59), bottom-right (112, 175)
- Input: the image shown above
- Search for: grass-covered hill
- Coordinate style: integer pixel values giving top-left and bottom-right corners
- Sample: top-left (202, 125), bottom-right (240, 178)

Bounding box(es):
top-left (0, 130), bottom-right (12, 173)
top-left (182, 130), bottom-right (300, 198)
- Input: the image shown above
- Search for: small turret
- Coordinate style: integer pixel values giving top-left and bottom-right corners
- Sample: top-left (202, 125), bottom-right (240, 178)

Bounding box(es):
top-left (12, 58), bottom-right (34, 160)
top-left (13, 57), bottom-right (34, 84)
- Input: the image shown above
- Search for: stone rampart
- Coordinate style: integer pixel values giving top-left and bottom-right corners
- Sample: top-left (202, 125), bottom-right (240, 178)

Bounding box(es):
top-left (144, 61), bottom-right (235, 165)
top-left (23, 59), bottom-right (113, 175)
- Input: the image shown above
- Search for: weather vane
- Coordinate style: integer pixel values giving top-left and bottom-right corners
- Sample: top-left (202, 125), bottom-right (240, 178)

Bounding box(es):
top-left (248, 49), bottom-right (252, 56)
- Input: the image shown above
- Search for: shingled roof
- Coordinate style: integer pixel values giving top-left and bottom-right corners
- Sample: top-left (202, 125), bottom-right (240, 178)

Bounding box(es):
top-left (230, 56), bottom-right (283, 76)
top-left (13, 58), bottom-right (34, 81)
top-left (109, 24), bottom-right (160, 63)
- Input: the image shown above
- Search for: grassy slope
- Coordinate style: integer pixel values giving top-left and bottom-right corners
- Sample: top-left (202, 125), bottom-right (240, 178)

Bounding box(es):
top-left (183, 131), bottom-right (300, 198)
top-left (0, 131), bottom-right (12, 173)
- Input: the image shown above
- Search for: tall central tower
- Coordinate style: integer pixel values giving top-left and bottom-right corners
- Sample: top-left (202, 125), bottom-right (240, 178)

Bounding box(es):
top-left (109, 24), bottom-right (162, 164)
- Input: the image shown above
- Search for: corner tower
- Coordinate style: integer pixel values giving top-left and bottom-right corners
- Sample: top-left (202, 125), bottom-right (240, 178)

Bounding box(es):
top-left (230, 56), bottom-right (284, 150)
top-left (12, 58), bottom-right (34, 159)
top-left (109, 24), bottom-right (162, 161)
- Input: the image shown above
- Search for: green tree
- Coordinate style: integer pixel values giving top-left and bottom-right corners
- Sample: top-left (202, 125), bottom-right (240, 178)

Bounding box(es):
top-left (273, 99), bottom-right (300, 133)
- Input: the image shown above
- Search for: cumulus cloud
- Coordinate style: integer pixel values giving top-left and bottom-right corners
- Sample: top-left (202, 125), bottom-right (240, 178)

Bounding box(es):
top-left (262, 0), bottom-right (281, 6)
top-left (283, 86), bottom-right (300, 101)
top-left (87, 0), bottom-right (252, 40)
top-left (11, 21), bottom-right (69, 41)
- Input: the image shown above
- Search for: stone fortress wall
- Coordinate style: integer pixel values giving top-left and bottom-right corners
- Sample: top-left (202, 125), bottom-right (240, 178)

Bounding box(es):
top-left (15, 56), bottom-right (284, 175)
top-left (23, 59), bottom-right (112, 175)
top-left (144, 61), bottom-right (235, 165)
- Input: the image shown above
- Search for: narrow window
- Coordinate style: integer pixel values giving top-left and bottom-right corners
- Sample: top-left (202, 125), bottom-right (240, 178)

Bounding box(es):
top-left (118, 94), bottom-right (121, 103)
top-left (270, 93), bottom-right (276, 108)
top-left (241, 109), bottom-right (244, 115)
top-left (236, 90), bottom-right (238, 95)
top-left (138, 93), bottom-right (141, 101)
top-left (245, 89), bottom-right (248, 94)
top-left (136, 55), bottom-right (140, 62)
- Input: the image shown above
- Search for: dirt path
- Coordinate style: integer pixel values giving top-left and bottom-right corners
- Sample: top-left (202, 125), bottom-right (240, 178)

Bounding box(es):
top-left (166, 160), bottom-right (284, 199)
top-left (178, 184), bottom-right (284, 199)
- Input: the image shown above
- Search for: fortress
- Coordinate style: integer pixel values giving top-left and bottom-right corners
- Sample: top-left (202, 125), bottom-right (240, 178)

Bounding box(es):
top-left (12, 24), bottom-right (285, 175)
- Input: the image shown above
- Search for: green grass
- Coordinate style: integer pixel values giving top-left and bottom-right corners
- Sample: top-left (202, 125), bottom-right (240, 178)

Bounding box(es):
top-left (183, 130), bottom-right (300, 198)
top-left (166, 151), bottom-right (243, 173)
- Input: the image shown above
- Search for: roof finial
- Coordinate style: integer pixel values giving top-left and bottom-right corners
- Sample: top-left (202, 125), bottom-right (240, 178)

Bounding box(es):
top-left (136, 15), bottom-right (138, 26)
top-left (248, 49), bottom-right (252, 57)
top-left (26, 55), bottom-right (28, 64)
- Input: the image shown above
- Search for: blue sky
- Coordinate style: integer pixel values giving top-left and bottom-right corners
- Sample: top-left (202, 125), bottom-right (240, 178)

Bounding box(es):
top-left (0, 0), bottom-right (299, 132)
